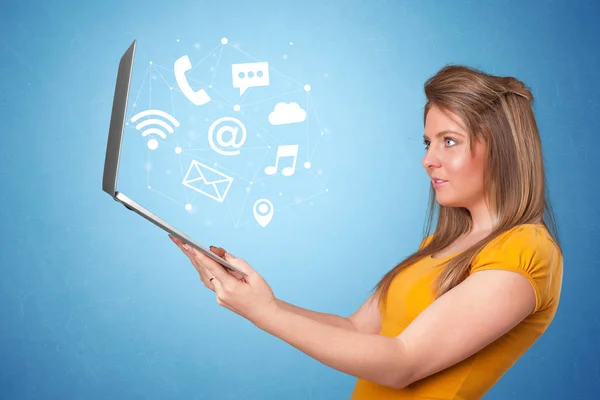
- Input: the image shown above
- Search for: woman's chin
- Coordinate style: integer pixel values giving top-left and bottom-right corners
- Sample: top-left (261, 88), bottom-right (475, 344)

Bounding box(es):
top-left (435, 193), bottom-right (461, 208)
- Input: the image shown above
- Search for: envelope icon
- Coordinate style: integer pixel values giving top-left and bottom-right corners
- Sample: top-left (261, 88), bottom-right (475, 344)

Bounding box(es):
top-left (182, 160), bottom-right (233, 203)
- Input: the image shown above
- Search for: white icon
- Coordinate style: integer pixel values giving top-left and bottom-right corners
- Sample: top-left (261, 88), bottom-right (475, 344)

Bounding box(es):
top-left (253, 198), bottom-right (274, 227)
top-left (268, 102), bottom-right (306, 125)
top-left (232, 61), bottom-right (270, 95)
top-left (208, 116), bottom-right (247, 156)
top-left (130, 109), bottom-right (180, 150)
top-left (264, 144), bottom-right (298, 176)
top-left (174, 55), bottom-right (211, 106)
top-left (182, 160), bottom-right (233, 203)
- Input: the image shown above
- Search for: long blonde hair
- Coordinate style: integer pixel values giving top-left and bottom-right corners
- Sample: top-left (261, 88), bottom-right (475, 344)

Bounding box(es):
top-left (373, 65), bottom-right (561, 308)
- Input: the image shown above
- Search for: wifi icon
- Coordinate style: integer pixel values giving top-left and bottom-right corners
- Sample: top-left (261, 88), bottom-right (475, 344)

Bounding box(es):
top-left (130, 109), bottom-right (180, 150)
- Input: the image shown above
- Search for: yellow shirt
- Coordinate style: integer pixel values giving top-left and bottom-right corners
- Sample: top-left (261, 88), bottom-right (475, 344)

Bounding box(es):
top-left (350, 224), bottom-right (563, 400)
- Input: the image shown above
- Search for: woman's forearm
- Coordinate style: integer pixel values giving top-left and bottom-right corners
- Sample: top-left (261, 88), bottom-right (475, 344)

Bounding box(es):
top-left (276, 299), bottom-right (356, 331)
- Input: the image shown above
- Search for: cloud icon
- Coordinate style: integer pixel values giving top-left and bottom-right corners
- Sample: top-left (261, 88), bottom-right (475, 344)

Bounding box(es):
top-left (268, 102), bottom-right (307, 125)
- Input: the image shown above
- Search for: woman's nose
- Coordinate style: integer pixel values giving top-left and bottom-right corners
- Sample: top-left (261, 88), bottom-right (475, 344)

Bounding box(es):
top-left (422, 150), bottom-right (440, 169)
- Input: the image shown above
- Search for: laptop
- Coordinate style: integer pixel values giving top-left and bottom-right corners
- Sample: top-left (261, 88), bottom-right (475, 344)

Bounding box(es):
top-left (102, 40), bottom-right (246, 277)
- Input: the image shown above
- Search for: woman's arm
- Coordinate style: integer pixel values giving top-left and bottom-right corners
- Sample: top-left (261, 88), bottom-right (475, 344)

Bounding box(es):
top-left (254, 269), bottom-right (536, 389)
top-left (276, 299), bottom-right (356, 330)
top-left (276, 291), bottom-right (382, 334)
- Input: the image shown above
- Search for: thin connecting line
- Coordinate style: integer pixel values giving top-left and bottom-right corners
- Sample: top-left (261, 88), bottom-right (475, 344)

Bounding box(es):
top-left (189, 44), bottom-right (222, 73)
top-left (233, 189), bottom-right (329, 229)
top-left (147, 150), bottom-right (150, 187)
top-left (151, 64), bottom-right (172, 89)
top-left (127, 63), bottom-right (152, 121)
top-left (238, 109), bottom-right (280, 147)
top-left (240, 88), bottom-right (305, 107)
top-left (307, 92), bottom-right (327, 162)
top-left (209, 46), bottom-right (224, 86)
top-left (305, 89), bottom-right (310, 160)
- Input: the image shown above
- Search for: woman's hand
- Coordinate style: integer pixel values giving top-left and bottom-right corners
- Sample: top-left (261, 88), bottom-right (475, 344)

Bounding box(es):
top-left (169, 235), bottom-right (279, 326)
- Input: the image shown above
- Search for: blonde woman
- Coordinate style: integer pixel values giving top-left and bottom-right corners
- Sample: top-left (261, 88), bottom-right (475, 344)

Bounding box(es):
top-left (170, 65), bottom-right (563, 400)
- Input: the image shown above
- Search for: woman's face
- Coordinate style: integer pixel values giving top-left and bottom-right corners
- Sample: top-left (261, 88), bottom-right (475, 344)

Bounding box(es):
top-left (422, 105), bottom-right (487, 208)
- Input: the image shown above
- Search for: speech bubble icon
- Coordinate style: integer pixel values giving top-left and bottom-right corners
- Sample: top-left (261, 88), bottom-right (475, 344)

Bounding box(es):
top-left (232, 61), bottom-right (270, 95)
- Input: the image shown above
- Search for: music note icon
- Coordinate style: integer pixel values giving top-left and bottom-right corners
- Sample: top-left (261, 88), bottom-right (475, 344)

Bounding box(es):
top-left (264, 144), bottom-right (299, 177)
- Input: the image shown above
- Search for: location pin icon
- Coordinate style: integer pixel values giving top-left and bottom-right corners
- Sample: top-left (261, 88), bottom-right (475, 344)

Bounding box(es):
top-left (253, 198), bottom-right (274, 227)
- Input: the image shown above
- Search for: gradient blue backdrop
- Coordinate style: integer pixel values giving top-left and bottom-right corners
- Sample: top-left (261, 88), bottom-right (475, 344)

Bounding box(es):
top-left (1, 0), bottom-right (598, 399)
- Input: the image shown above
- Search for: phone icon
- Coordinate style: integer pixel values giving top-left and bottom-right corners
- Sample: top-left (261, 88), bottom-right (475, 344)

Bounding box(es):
top-left (174, 55), bottom-right (211, 106)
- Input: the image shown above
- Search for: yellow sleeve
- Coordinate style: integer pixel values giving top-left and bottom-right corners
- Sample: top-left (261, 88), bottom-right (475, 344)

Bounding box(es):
top-left (471, 224), bottom-right (562, 313)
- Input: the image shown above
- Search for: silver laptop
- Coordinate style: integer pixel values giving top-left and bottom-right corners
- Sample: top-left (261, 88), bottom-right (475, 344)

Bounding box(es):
top-left (102, 40), bottom-right (245, 276)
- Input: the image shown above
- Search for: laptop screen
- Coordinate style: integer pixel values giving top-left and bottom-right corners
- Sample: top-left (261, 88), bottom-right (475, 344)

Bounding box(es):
top-left (102, 40), bottom-right (136, 197)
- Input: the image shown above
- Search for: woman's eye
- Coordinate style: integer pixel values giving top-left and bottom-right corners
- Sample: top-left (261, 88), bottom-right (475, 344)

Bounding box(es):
top-left (445, 138), bottom-right (457, 146)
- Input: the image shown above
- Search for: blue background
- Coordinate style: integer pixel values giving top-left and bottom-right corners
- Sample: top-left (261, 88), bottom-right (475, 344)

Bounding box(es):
top-left (1, 0), bottom-right (598, 398)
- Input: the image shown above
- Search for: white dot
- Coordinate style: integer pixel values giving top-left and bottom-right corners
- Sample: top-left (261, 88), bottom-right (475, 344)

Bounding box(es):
top-left (282, 54), bottom-right (288, 60)
top-left (326, 188), bottom-right (329, 192)
top-left (175, 147), bottom-right (182, 154)
top-left (304, 161), bottom-right (311, 169)
top-left (233, 105), bottom-right (240, 111)
top-left (185, 204), bottom-right (192, 211)
top-left (147, 139), bottom-right (158, 150)
top-left (149, 61), bottom-right (153, 65)
top-left (194, 43), bottom-right (201, 49)
top-left (221, 37), bottom-right (228, 44)
top-left (170, 87), bottom-right (173, 90)
top-left (259, 204), bottom-right (268, 213)
top-left (304, 84), bottom-right (311, 92)
top-left (176, 39), bottom-right (180, 43)
top-left (279, 192), bottom-right (282, 196)
top-left (208, 84), bottom-right (213, 88)
top-left (290, 41), bottom-right (294, 45)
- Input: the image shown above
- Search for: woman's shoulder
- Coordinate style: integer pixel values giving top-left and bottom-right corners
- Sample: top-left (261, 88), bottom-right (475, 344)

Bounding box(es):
top-left (419, 223), bottom-right (559, 252)
top-left (472, 223), bottom-right (563, 313)
top-left (475, 223), bottom-right (561, 262)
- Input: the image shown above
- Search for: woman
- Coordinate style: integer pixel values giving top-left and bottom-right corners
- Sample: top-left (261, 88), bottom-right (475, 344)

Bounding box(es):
top-left (170, 64), bottom-right (563, 399)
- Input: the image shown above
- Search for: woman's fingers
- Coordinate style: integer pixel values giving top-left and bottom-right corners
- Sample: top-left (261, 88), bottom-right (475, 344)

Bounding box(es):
top-left (187, 251), bottom-right (216, 291)
top-left (196, 263), bottom-right (216, 291)
top-left (169, 235), bottom-right (216, 291)
top-left (209, 246), bottom-right (226, 257)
